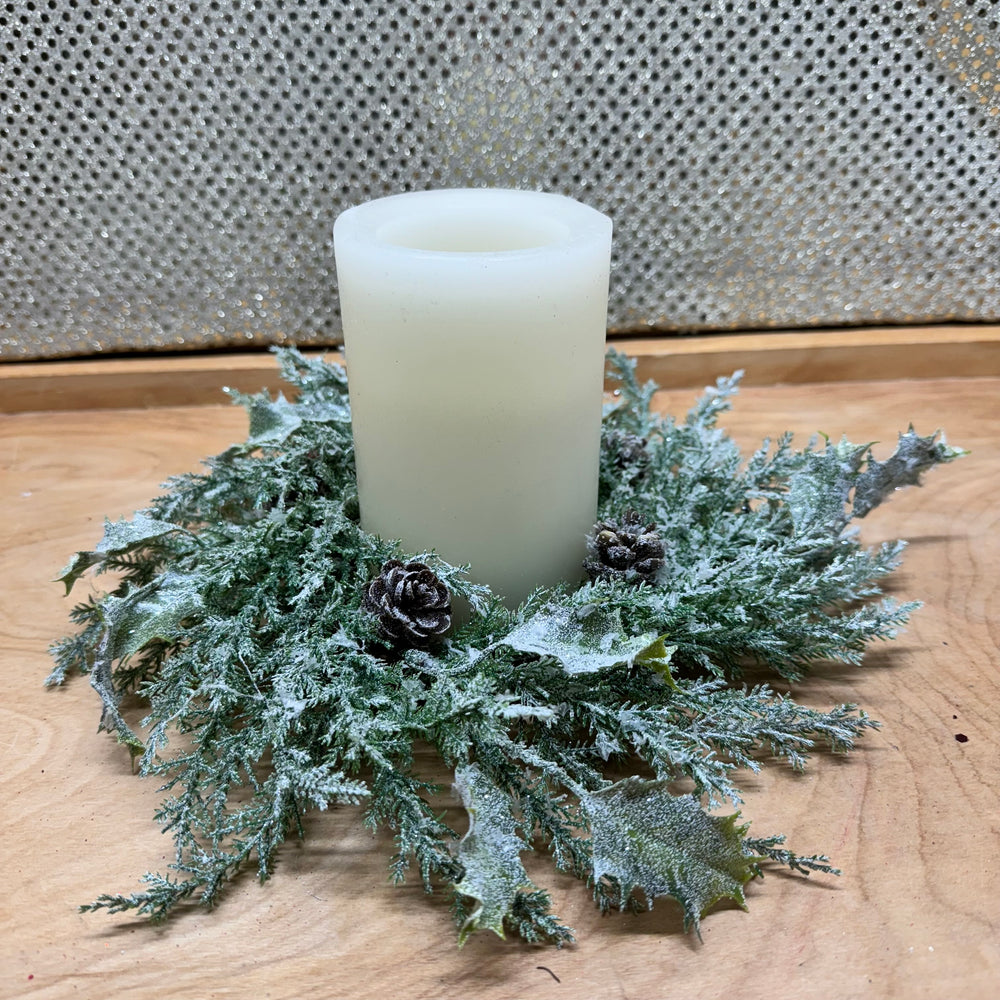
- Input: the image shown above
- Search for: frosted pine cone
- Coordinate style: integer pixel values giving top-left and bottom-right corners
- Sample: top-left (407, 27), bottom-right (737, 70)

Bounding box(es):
top-left (604, 429), bottom-right (649, 469)
top-left (363, 560), bottom-right (452, 647)
top-left (584, 510), bottom-right (665, 585)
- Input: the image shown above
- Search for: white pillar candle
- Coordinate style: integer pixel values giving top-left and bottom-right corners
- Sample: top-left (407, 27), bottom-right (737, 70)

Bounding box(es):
top-left (334, 188), bottom-right (612, 607)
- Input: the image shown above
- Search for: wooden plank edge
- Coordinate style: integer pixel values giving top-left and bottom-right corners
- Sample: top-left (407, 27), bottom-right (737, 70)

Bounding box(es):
top-left (614, 324), bottom-right (1000, 389)
top-left (0, 350), bottom-right (322, 414)
top-left (2, 326), bottom-right (1000, 413)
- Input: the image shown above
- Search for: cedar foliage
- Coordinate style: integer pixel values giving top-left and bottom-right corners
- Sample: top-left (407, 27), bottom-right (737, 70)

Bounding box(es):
top-left (49, 348), bottom-right (962, 944)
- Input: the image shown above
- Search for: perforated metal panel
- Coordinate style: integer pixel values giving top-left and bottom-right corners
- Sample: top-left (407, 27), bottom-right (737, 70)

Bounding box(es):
top-left (2, 1), bottom-right (999, 360)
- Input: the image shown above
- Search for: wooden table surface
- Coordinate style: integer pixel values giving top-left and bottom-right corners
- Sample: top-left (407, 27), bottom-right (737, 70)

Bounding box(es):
top-left (1, 343), bottom-right (998, 999)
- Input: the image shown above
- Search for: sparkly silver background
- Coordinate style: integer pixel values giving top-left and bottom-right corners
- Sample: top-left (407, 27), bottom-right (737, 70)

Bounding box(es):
top-left (2, 1), bottom-right (999, 361)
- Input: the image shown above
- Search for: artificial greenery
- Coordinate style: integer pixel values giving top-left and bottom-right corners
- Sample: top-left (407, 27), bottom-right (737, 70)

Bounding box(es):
top-left (49, 347), bottom-right (962, 945)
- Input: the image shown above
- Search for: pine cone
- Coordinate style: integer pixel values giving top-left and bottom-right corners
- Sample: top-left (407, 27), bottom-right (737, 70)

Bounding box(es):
top-left (363, 560), bottom-right (452, 647)
top-left (604, 429), bottom-right (649, 469)
top-left (584, 510), bottom-right (665, 584)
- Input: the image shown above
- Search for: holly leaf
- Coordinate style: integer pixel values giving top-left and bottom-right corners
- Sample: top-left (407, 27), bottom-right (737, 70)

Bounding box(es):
top-left (57, 514), bottom-right (189, 593)
top-left (240, 392), bottom-right (304, 446)
top-left (452, 764), bottom-right (533, 944)
top-left (852, 428), bottom-right (967, 518)
top-left (505, 602), bottom-right (674, 680)
top-left (101, 571), bottom-right (204, 662)
top-left (582, 777), bottom-right (758, 936)
top-left (85, 572), bottom-right (204, 750)
top-left (785, 429), bottom-right (966, 533)
top-left (236, 390), bottom-right (351, 448)
top-left (786, 435), bottom-right (867, 535)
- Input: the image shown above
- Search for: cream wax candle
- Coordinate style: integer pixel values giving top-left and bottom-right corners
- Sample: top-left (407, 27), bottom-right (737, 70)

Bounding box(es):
top-left (333, 188), bottom-right (612, 607)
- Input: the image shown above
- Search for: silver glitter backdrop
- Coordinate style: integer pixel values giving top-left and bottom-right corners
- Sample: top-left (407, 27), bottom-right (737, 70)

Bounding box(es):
top-left (2, 1), bottom-right (999, 360)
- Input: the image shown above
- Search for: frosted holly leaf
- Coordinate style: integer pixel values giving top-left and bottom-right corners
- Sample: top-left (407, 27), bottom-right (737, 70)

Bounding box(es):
top-left (85, 571), bottom-right (204, 751)
top-left (504, 602), bottom-right (676, 680)
top-left (582, 777), bottom-right (758, 937)
top-left (452, 764), bottom-right (533, 943)
top-left (241, 391), bottom-right (304, 446)
top-left (786, 429), bottom-right (966, 534)
top-left (57, 513), bottom-right (190, 593)
top-left (235, 389), bottom-right (351, 448)
top-left (852, 428), bottom-right (967, 519)
top-left (102, 572), bottom-right (204, 662)
top-left (96, 513), bottom-right (190, 554)
top-left (786, 436), bottom-right (867, 535)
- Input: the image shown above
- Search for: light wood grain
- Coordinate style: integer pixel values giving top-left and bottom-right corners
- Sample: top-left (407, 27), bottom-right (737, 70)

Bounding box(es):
top-left (1, 373), bottom-right (998, 1000)
top-left (3, 325), bottom-right (1000, 412)
top-left (614, 323), bottom-right (1000, 388)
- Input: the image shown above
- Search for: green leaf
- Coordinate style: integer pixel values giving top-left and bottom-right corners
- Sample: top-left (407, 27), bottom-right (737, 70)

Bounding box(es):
top-left (505, 602), bottom-right (672, 678)
top-left (852, 428), bottom-right (967, 518)
top-left (83, 572), bottom-right (204, 750)
top-left (242, 392), bottom-right (305, 446)
top-left (56, 552), bottom-right (104, 594)
top-left (237, 390), bottom-right (351, 448)
top-left (582, 778), bottom-right (758, 936)
top-left (453, 764), bottom-right (533, 944)
top-left (101, 572), bottom-right (203, 662)
top-left (786, 436), bottom-right (866, 535)
top-left (56, 514), bottom-right (188, 593)
top-left (95, 513), bottom-right (186, 554)
top-left (634, 635), bottom-right (679, 689)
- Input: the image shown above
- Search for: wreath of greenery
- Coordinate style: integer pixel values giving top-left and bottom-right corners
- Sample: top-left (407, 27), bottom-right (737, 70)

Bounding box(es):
top-left (49, 348), bottom-right (962, 945)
